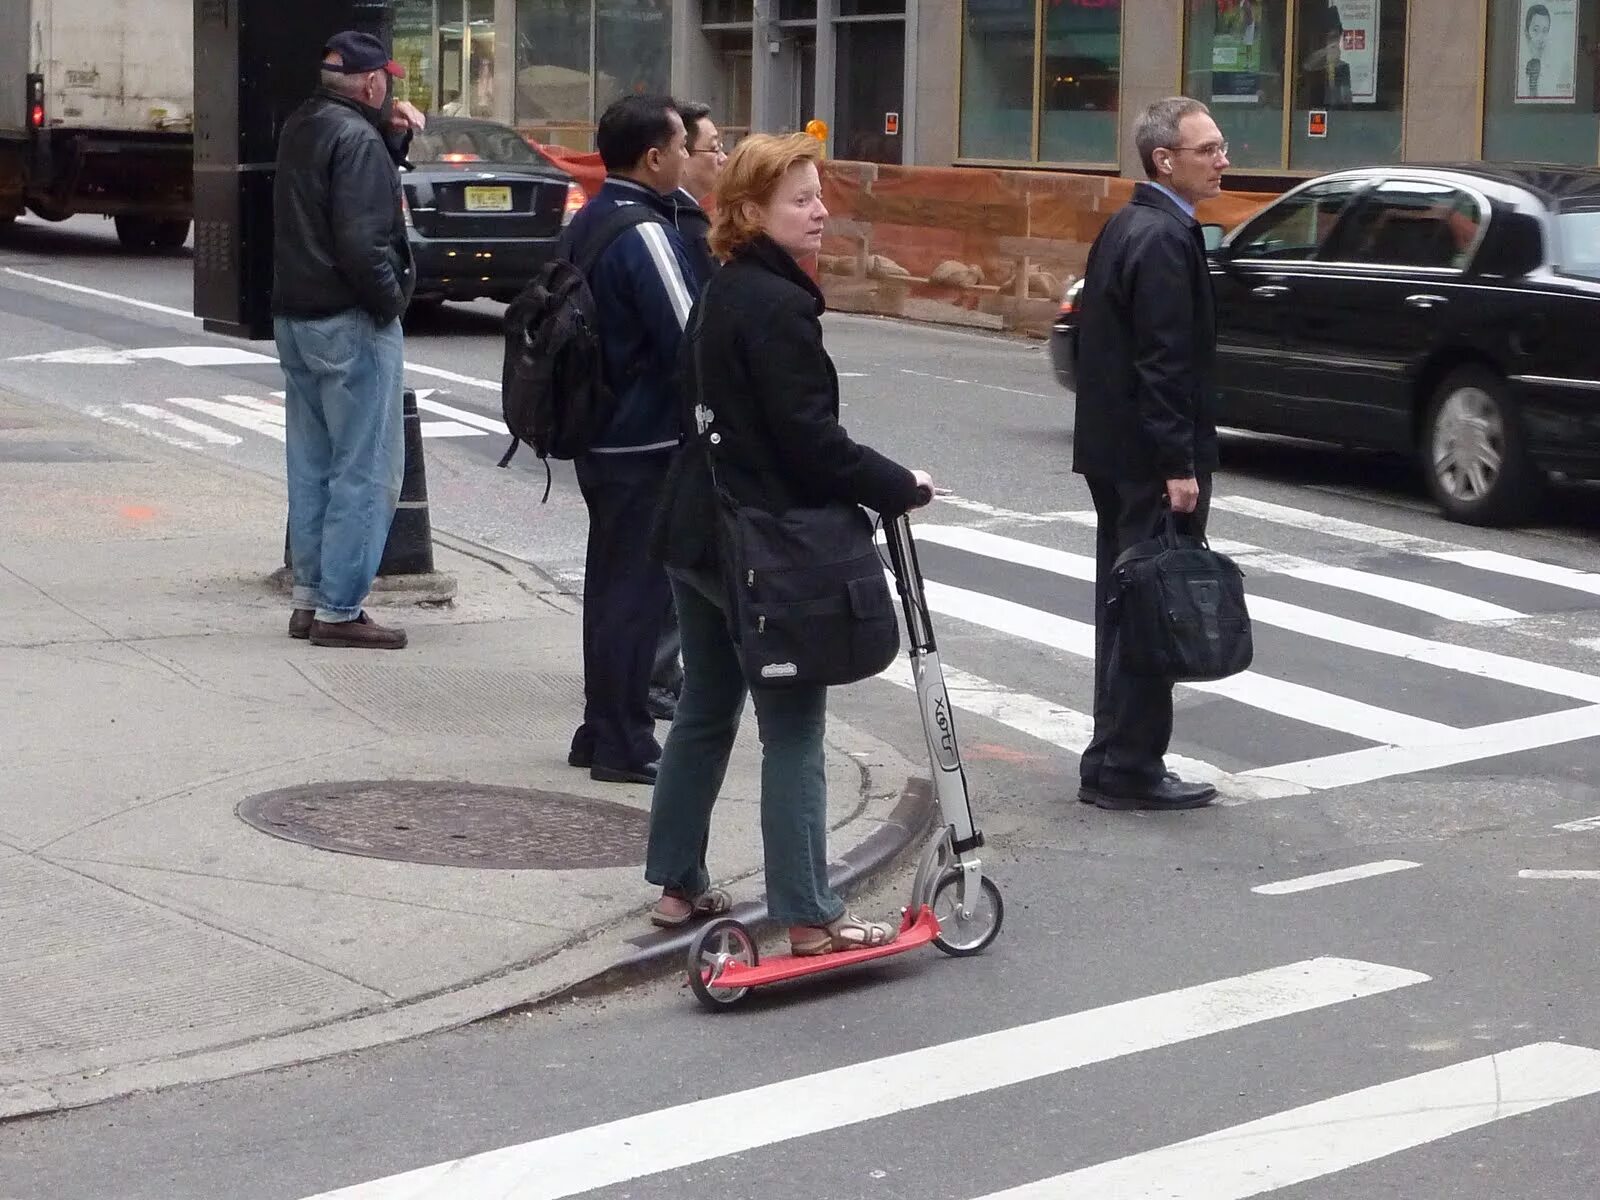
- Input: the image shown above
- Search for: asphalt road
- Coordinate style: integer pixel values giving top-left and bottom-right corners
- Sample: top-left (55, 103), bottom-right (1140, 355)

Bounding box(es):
top-left (4, 214), bottom-right (1600, 1200)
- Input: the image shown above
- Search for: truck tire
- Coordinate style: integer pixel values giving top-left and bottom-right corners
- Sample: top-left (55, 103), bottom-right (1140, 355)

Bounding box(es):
top-left (152, 219), bottom-right (191, 250)
top-left (114, 215), bottom-right (158, 250)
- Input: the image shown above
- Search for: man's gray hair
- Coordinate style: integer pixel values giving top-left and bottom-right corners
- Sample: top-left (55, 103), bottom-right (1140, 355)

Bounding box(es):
top-left (1134, 96), bottom-right (1211, 179)
top-left (320, 64), bottom-right (370, 99)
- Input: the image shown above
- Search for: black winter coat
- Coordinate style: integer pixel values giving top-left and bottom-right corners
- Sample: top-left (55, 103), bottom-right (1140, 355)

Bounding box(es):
top-left (271, 90), bottom-right (415, 324)
top-left (1071, 183), bottom-right (1219, 482)
top-left (652, 235), bottom-right (921, 573)
top-left (673, 189), bottom-right (717, 290)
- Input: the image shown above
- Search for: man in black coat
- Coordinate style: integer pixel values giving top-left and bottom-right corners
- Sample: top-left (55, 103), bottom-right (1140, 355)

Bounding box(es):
top-left (1072, 96), bottom-right (1229, 812)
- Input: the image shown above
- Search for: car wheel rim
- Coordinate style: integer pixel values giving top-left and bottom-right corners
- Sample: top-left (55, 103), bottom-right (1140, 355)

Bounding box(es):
top-left (1432, 387), bottom-right (1505, 502)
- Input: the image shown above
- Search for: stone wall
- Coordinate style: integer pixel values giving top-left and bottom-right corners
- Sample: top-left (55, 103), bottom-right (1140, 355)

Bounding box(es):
top-left (817, 162), bottom-right (1279, 338)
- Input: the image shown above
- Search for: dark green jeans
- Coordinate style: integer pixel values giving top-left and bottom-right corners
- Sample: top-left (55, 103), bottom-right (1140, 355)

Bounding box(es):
top-left (644, 567), bottom-right (846, 928)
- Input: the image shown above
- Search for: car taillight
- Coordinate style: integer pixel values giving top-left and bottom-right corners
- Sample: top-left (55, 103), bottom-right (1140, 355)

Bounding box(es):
top-left (401, 191), bottom-right (412, 227)
top-left (440, 152), bottom-right (480, 162)
top-left (562, 181), bottom-right (585, 226)
top-left (1059, 277), bottom-right (1085, 316)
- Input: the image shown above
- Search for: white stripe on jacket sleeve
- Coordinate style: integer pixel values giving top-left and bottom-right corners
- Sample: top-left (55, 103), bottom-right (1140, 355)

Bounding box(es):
top-left (636, 221), bottom-right (695, 328)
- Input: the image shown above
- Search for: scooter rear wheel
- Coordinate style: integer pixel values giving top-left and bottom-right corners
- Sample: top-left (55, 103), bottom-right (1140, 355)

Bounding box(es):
top-left (687, 918), bottom-right (759, 1011)
top-left (931, 869), bottom-right (1004, 957)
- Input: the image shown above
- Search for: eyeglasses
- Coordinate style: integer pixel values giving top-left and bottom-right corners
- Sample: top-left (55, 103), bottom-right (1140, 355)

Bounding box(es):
top-left (1167, 140), bottom-right (1229, 160)
top-left (693, 144), bottom-right (727, 157)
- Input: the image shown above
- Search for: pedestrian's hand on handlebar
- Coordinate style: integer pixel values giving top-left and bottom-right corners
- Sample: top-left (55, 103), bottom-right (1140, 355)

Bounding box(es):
top-left (1165, 476), bottom-right (1200, 514)
top-left (911, 469), bottom-right (935, 508)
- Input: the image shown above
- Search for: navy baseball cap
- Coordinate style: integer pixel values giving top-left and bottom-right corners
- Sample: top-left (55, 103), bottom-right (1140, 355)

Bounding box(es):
top-left (323, 30), bottom-right (405, 78)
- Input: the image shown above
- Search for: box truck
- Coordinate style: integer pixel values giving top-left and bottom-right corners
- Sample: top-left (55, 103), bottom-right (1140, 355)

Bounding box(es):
top-left (0, 0), bottom-right (193, 249)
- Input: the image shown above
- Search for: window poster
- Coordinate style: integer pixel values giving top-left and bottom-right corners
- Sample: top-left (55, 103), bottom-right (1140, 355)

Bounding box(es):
top-left (1516, 0), bottom-right (1577, 104)
top-left (1301, 2), bottom-right (1378, 107)
top-left (1337, 1), bottom-right (1381, 104)
top-left (1210, 0), bottom-right (1265, 103)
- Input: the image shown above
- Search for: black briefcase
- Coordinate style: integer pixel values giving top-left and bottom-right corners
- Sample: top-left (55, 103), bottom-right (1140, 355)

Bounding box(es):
top-left (1109, 515), bottom-right (1253, 682)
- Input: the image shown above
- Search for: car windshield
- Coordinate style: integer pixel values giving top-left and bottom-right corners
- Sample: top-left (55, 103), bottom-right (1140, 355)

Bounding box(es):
top-left (409, 123), bottom-right (542, 166)
top-left (1556, 207), bottom-right (1600, 282)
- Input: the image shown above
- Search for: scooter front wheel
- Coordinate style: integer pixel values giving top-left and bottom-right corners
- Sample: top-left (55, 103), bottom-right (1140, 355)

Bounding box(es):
top-left (687, 918), bottom-right (759, 1011)
top-left (930, 869), bottom-right (1004, 957)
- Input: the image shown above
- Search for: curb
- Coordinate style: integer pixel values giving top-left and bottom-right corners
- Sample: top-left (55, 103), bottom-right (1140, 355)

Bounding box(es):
top-left (524, 775), bottom-right (939, 1008)
top-left (0, 774), bottom-right (935, 1124)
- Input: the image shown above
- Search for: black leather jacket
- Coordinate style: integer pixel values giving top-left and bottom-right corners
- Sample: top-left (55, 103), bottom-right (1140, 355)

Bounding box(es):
top-left (271, 89), bottom-right (414, 323)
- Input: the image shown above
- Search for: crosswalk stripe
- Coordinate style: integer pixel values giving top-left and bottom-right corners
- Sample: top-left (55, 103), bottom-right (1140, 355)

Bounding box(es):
top-left (876, 658), bottom-right (1307, 802)
top-left (1210, 494), bottom-right (1455, 553)
top-left (1251, 860), bottom-right (1420, 895)
top-left (162, 395), bottom-right (286, 442)
top-left (414, 394), bottom-right (510, 436)
top-left (971, 1042), bottom-right (1600, 1200)
top-left (915, 525), bottom-right (1600, 704)
top-left (1246, 703), bottom-right (1600, 789)
top-left (1042, 511), bottom-right (1525, 623)
top-left (1429, 548), bottom-right (1600, 600)
top-left (921, 578), bottom-right (1459, 746)
top-left (295, 957), bottom-right (1428, 1200)
top-left (121, 403), bottom-right (242, 447)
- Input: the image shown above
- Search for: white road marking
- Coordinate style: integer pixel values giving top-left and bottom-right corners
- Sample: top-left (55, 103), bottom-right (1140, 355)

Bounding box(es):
top-left (1430, 549), bottom-right (1600, 601)
top-left (292, 957), bottom-right (1427, 1200)
top-left (413, 394), bottom-right (509, 435)
top-left (1554, 813), bottom-right (1600, 832)
top-left (876, 658), bottom-right (1306, 802)
top-left (972, 1043), bottom-right (1600, 1200)
top-left (1044, 510), bottom-right (1524, 623)
top-left (13, 343), bottom-right (277, 366)
top-left (920, 577), bottom-right (1458, 747)
top-left (1251, 703), bottom-right (1600, 789)
top-left (2, 267), bottom-right (198, 319)
top-left (1251, 860), bottom-right (1421, 895)
top-left (121, 403), bottom-right (242, 446)
top-left (1210, 494), bottom-right (1455, 553)
top-left (900, 367), bottom-right (1051, 399)
top-left (162, 395), bottom-right (285, 442)
top-left (1518, 869), bottom-right (1600, 880)
top-left (84, 404), bottom-right (203, 451)
top-left (419, 420), bottom-right (486, 438)
top-left (915, 524), bottom-right (1600, 703)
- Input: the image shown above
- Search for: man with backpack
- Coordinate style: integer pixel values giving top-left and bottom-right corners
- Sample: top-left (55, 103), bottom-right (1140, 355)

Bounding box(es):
top-left (552, 95), bottom-right (698, 785)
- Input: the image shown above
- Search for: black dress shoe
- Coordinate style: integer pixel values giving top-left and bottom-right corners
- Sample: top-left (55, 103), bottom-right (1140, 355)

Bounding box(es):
top-left (1078, 776), bottom-right (1217, 811)
top-left (288, 608), bottom-right (314, 640)
top-left (648, 689), bottom-right (678, 722)
top-left (591, 761), bottom-right (659, 786)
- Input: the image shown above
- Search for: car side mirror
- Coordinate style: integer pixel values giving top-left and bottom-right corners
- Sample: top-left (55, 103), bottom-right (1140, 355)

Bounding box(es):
top-left (1201, 223), bottom-right (1227, 254)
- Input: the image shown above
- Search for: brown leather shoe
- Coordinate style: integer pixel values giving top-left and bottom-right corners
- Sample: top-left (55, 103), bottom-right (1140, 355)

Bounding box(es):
top-left (308, 611), bottom-right (407, 649)
top-left (288, 608), bottom-right (315, 640)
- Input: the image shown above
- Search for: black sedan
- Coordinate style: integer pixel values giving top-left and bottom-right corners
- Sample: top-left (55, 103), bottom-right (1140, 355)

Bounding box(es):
top-left (400, 116), bottom-right (583, 311)
top-left (1051, 163), bottom-right (1600, 525)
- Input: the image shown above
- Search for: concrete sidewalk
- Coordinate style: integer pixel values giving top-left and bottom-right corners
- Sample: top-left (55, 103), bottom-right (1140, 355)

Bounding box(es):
top-left (0, 390), bottom-right (928, 1120)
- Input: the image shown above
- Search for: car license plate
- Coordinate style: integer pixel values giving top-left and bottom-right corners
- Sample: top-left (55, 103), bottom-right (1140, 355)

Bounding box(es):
top-left (463, 185), bottom-right (512, 212)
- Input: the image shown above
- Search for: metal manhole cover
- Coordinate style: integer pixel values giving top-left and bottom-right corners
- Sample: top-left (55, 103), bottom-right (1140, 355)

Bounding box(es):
top-left (237, 781), bottom-right (648, 869)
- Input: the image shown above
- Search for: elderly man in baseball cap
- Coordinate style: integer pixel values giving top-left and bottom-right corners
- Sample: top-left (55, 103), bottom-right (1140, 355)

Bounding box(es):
top-left (269, 30), bottom-right (419, 649)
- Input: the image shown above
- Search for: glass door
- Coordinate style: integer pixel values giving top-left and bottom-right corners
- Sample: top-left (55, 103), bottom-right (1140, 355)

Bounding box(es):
top-left (834, 20), bottom-right (904, 163)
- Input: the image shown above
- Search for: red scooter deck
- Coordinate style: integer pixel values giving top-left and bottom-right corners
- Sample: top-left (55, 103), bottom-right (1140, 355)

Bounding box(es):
top-left (703, 907), bottom-right (941, 990)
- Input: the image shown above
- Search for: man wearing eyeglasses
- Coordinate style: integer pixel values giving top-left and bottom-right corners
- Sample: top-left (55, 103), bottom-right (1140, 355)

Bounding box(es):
top-left (673, 101), bottom-right (726, 290)
top-left (1072, 96), bottom-right (1230, 812)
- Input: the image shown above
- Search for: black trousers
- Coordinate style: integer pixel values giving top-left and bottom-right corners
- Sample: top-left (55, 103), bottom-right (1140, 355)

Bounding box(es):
top-left (1080, 474), bottom-right (1213, 791)
top-left (572, 452), bottom-right (672, 770)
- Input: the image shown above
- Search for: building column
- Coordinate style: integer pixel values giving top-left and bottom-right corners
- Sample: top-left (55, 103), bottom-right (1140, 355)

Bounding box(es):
top-left (1118, 0), bottom-right (1184, 177)
top-left (1402, 0), bottom-right (1484, 162)
top-left (911, 0), bottom-right (959, 166)
top-left (815, 0), bottom-right (837, 145)
top-left (750, 3), bottom-right (777, 132)
top-left (494, 0), bottom-right (516, 125)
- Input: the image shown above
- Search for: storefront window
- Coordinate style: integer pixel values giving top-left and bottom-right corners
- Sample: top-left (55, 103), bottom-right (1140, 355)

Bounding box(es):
top-left (1184, 0), bottom-right (1288, 170)
top-left (1038, 0), bottom-right (1121, 163)
top-left (596, 1), bottom-right (674, 113)
top-left (1289, 0), bottom-right (1406, 171)
top-left (515, 0), bottom-right (594, 141)
top-left (960, 0), bottom-right (1037, 160)
top-left (392, 0), bottom-right (437, 114)
top-left (1483, 0), bottom-right (1600, 164)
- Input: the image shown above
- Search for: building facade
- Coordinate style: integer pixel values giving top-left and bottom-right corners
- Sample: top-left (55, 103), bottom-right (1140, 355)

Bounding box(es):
top-left (386, 1), bottom-right (1600, 184)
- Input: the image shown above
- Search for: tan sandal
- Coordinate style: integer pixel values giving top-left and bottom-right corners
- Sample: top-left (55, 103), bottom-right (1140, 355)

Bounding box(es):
top-left (649, 887), bottom-right (734, 929)
top-left (791, 910), bottom-right (898, 957)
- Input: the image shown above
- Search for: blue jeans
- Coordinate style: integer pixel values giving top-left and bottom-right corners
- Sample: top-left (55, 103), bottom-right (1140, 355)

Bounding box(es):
top-left (645, 568), bottom-right (846, 928)
top-left (275, 311), bottom-right (405, 623)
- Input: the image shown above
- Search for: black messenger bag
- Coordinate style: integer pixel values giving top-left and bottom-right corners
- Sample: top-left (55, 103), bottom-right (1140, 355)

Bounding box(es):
top-left (689, 316), bottom-right (899, 690)
top-left (1108, 512), bottom-right (1253, 682)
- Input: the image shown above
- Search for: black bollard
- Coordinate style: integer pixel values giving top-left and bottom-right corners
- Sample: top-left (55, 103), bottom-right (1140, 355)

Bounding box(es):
top-left (377, 388), bottom-right (437, 576)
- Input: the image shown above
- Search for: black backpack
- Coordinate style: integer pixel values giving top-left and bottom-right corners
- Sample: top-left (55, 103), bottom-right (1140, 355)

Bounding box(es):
top-left (498, 202), bottom-right (665, 498)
